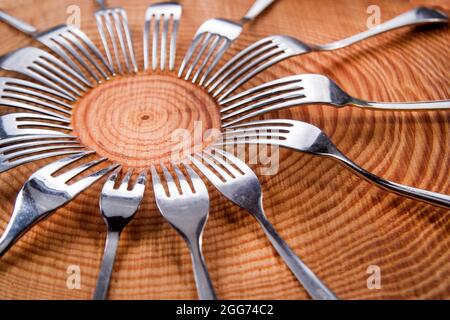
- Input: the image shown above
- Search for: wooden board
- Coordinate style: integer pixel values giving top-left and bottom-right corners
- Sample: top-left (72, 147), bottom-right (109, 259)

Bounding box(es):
top-left (0, 0), bottom-right (449, 299)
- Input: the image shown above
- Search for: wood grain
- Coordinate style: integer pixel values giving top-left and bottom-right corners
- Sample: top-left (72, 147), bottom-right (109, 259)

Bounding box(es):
top-left (0, 0), bottom-right (449, 299)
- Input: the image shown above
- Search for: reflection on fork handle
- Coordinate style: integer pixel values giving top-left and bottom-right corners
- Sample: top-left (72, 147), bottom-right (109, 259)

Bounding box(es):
top-left (0, 10), bottom-right (37, 35)
top-left (252, 207), bottom-right (338, 300)
top-left (241, 0), bottom-right (276, 24)
top-left (188, 238), bottom-right (217, 300)
top-left (354, 99), bottom-right (450, 111)
top-left (316, 7), bottom-right (448, 51)
top-left (331, 151), bottom-right (450, 209)
top-left (93, 230), bottom-right (120, 300)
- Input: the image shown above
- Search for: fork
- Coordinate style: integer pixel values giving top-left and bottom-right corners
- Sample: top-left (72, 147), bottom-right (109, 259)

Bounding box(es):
top-left (0, 10), bottom-right (112, 84)
top-left (220, 74), bottom-right (450, 126)
top-left (190, 148), bottom-right (338, 300)
top-left (206, 7), bottom-right (448, 101)
top-left (178, 0), bottom-right (276, 85)
top-left (0, 47), bottom-right (89, 100)
top-left (93, 168), bottom-right (146, 300)
top-left (0, 152), bottom-right (118, 257)
top-left (0, 139), bottom-right (83, 174)
top-left (151, 163), bottom-right (217, 300)
top-left (95, 0), bottom-right (138, 75)
top-left (143, 2), bottom-right (182, 71)
top-left (0, 113), bottom-right (72, 142)
top-left (219, 119), bottom-right (450, 209)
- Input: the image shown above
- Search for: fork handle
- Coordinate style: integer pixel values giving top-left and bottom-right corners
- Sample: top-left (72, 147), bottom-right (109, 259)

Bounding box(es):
top-left (252, 208), bottom-right (338, 300)
top-left (316, 7), bottom-right (448, 51)
top-left (242, 0), bottom-right (276, 24)
top-left (0, 10), bottom-right (37, 35)
top-left (188, 239), bottom-right (217, 300)
top-left (354, 99), bottom-right (450, 111)
top-left (331, 152), bottom-right (450, 209)
top-left (93, 230), bottom-right (120, 300)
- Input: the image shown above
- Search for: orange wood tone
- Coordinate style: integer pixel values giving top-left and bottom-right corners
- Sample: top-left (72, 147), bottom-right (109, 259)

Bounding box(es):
top-left (0, 0), bottom-right (449, 299)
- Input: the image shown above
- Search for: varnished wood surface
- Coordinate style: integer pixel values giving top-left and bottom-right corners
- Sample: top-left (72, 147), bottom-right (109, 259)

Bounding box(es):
top-left (0, 0), bottom-right (449, 299)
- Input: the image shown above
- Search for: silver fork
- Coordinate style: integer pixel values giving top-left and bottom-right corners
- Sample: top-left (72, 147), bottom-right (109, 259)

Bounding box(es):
top-left (95, 0), bottom-right (138, 75)
top-left (220, 74), bottom-right (450, 127)
top-left (0, 152), bottom-right (118, 257)
top-left (0, 113), bottom-right (72, 142)
top-left (219, 119), bottom-right (450, 209)
top-left (0, 10), bottom-right (112, 84)
top-left (178, 0), bottom-right (275, 85)
top-left (151, 163), bottom-right (217, 300)
top-left (190, 148), bottom-right (338, 300)
top-left (0, 47), bottom-right (89, 100)
top-left (143, 2), bottom-right (182, 71)
top-left (0, 139), bottom-right (83, 174)
top-left (206, 7), bottom-right (448, 101)
top-left (93, 168), bottom-right (147, 300)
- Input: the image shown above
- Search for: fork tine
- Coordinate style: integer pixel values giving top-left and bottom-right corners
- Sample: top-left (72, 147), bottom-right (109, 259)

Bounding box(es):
top-left (0, 135), bottom-right (76, 146)
top-left (198, 38), bottom-right (230, 86)
top-left (96, 13), bottom-right (118, 75)
top-left (4, 78), bottom-right (75, 102)
top-left (0, 149), bottom-right (84, 174)
top-left (103, 12), bottom-right (123, 74)
top-left (178, 33), bottom-right (203, 78)
top-left (0, 139), bottom-right (78, 153)
top-left (221, 98), bottom-right (307, 127)
top-left (38, 51), bottom-right (92, 88)
top-left (103, 166), bottom-right (121, 190)
top-left (211, 48), bottom-right (285, 99)
top-left (0, 99), bottom-right (70, 119)
top-left (220, 75), bottom-right (304, 106)
top-left (34, 150), bottom-right (95, 175)
top-left (30, 63), bottom-right (83, 96)
top-left (204, 149), bottom-right (241, 177)
top-left (1, 144), bottom-right (82, 161)
top-left (211, 148), bottom-right (253, 175)
top-left (135, 170), bottom-right (148, 186)
top-left (68, 27), bottom-right (114, 77)
top-left (119, 168), bottom-right (133, 190)
top-left (151, 165), bottom-right (167, 198)
top-left (119, 9), bottom-right (138, 73)
top-left (162, 164), bottom-right (180, 196)
top-left (192, 35), bottom-right (221, 83)
top-left (217, 54), bottom-right (290, 102)
top-left (184, 33), bottom-right (213, 81)
top-left (25, 67), bottom-right (77, 100)
top-left (36, 57), bottom-right (88, 92)
top-left (68, 162), bottom-right (120, 193)
top-left (50, 35), bottom-right (101, 83)
top-left (221, 93), bottom-right (306, 121)
top-left (190, 153), bottom-right (228, 184)
top-left (58, 157), bottom-right (107, 183)
top-left (41, 36), bottom-right (92, 84)
top-left (216, 137), bottom-right (284, 147)
top-left (112, 11), bottom-right (131, 73)
top-left (182, 162), bottom-right (207, 194)
top-left (208, 42), bottom-right (279, 92)
top-left (161, 15), bottom-right (169, 71)
top-left (205, 37), bottom-right (274, 87)
top-left (170, 17), bottom-right (180, 71)
top-left (3, 90), bottom-right (72, 111)
top-left (172, 162), bottom-right (192, 195)
top-left (152, 15), bottom-right (161, 71)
